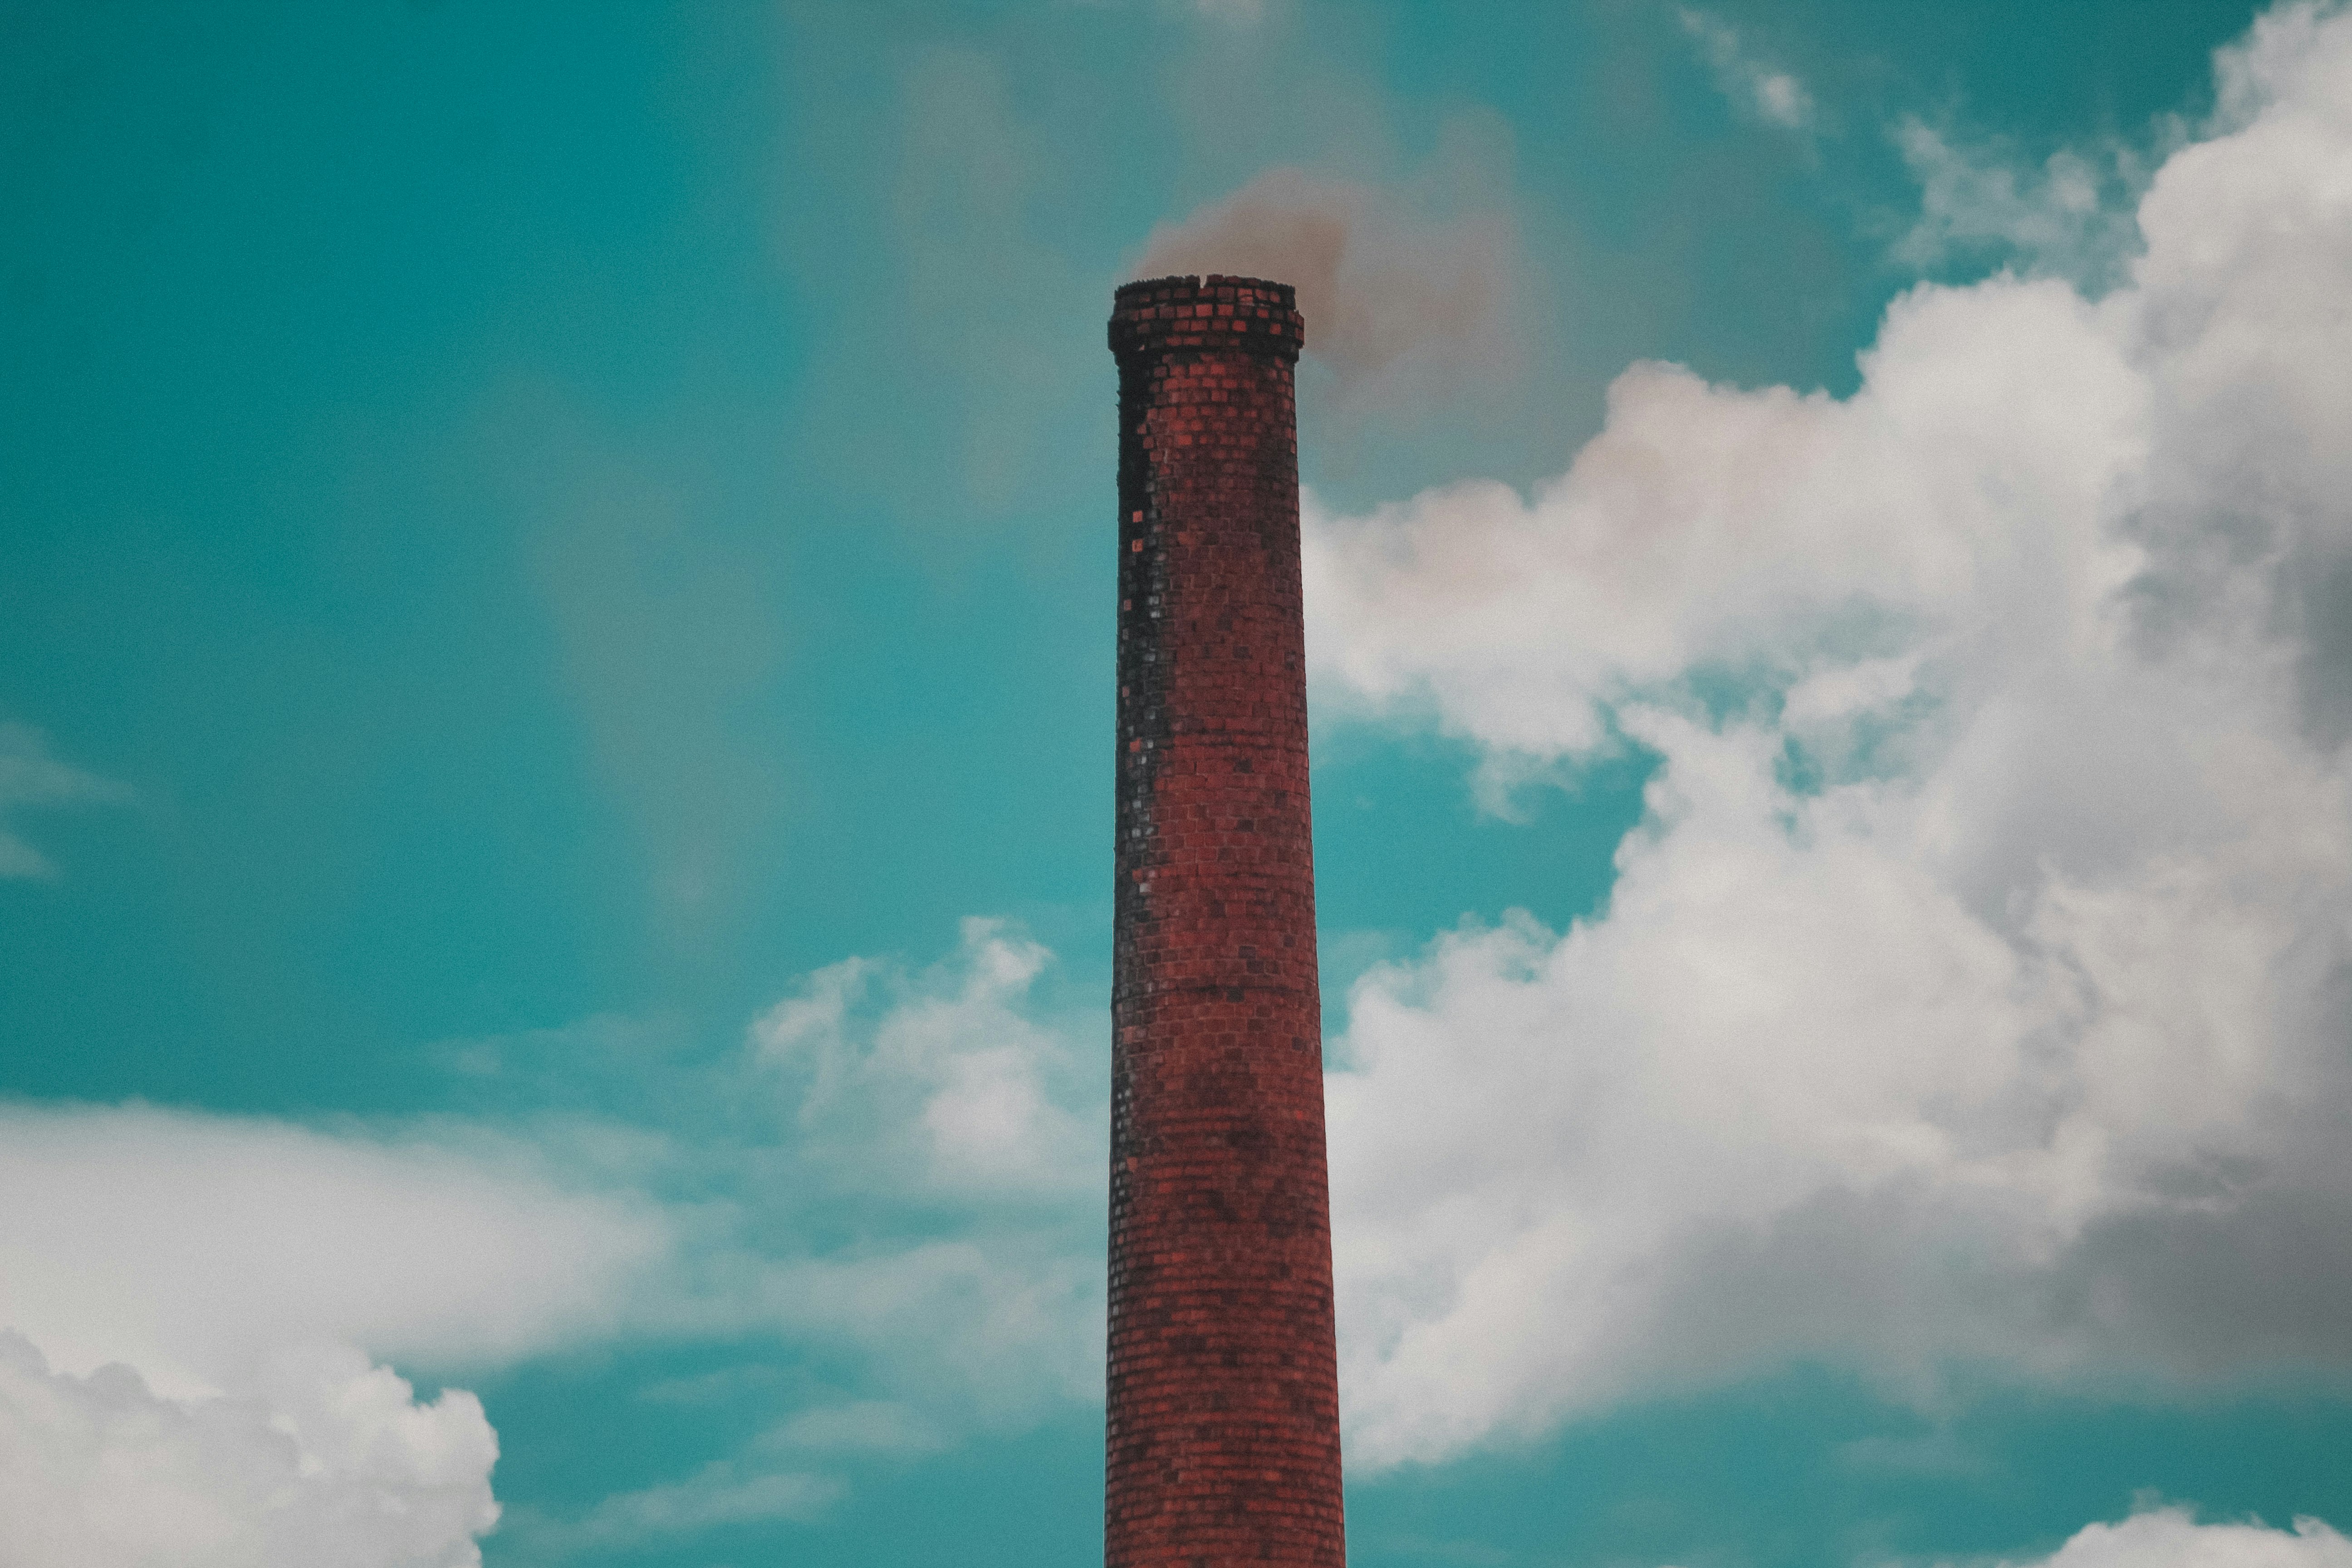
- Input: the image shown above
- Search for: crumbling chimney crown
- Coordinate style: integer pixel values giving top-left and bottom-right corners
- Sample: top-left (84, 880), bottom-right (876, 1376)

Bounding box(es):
top-left (1109, 274), bottom-right (1307, 362)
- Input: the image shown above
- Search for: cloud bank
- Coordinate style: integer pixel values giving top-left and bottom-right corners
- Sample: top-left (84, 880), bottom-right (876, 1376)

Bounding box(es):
top-left (1305, 0), bottom-right (2352, 1466)
top-left (0, 1104), bottom-right (673, 1566)
top-left (0, 1103), bottom-right (672, 1398)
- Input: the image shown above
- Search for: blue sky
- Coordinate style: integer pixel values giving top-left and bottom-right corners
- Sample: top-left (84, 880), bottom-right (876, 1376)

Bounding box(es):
top-left (6, 1), bottom-right (2352, 1564)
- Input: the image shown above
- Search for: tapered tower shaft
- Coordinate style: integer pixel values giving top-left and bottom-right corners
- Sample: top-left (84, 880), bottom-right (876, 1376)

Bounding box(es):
top-left (1106, 274), bottom-right (1344, 1568)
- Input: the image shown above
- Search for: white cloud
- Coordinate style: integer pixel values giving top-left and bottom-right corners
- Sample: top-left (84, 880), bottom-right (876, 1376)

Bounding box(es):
top-left (751, 916), bottom-right (1100, 1201)
top-left (0, 921), bottom-right (1106, 1554)
top-left (1892, 119), bottom-right (2151, 285)
top-left (1304, 1), bottom-right (2352, 1467)
top-left (700, 924), bottom-right (1112, 1446)
top-left (1679, 9), bottom-right (1816, 132)
top-left (0, 1102), bottom-right (681, 1562)
top-left (0, 723), bottom-right (131, 880)
top-left (473, 922), bottom-right (1107, 1546)
top-left (0, 1102), bottom-right (674, 1398)
top-left (0, 1331), bottom-right (497, 1568)
top-left (1980, 1506), bottom-right (2352, 1568)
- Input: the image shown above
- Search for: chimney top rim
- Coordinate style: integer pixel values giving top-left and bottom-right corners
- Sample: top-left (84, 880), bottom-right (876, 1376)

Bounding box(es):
top-left (1109, 275), bottom-right (1306, 360)
top-left (1114, 274), bottom-right (1296, 304)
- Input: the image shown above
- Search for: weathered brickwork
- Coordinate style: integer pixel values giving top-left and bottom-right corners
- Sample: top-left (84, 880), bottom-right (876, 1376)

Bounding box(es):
top-left (1106, 274), bottom-right (1344, 1568)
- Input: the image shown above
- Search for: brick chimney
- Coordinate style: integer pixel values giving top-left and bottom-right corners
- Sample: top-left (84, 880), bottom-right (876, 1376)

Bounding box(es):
top-left (1105, 275), bottom-right (1344, 1568)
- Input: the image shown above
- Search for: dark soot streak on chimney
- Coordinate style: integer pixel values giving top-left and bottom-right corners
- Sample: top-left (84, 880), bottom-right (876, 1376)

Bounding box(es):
top-left (1106, 275), bottom-right (1345, 1568)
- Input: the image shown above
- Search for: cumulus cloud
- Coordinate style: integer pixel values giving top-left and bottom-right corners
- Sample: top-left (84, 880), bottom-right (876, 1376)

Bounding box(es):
top-left (0, 723), bottom-right (131, 879)
top-left (1132, 165), bottom-right (1518, 408)
top-left (1979, 1505), bottom-right (2352, 1568)
top-left (0, 1102), bottom-right (685, 1563)
top-left (0, 920), bottom-right (1104, 1556)
top-left (753, 916), bottom-right (1100, 1202)
top-left (0, 1073), bottom-right (785, 1568)
top-left (0, 1331), bottom-right (497, 1568)
top-left (1679, 9), bottom-right (1815, 131)
top-left (1303, 0), bottom-right (2352, 1466)
top-left (742, 919), bottom-right (1107, 1416)
top-left (480, 922), bottom-right (1103, 1548)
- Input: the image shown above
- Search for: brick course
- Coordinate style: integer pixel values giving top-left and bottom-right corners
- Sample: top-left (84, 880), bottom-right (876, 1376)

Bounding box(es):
top-left (1106, 274), bottom-right (1344, 1568)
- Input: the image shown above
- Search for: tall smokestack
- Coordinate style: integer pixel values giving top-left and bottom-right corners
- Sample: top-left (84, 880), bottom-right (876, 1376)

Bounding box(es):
top-left (1105, 276), bottom-right (1344, 1568)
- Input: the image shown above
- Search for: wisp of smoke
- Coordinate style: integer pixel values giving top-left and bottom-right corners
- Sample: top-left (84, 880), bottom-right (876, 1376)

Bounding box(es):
top-left (1133, 167), bottom-right (1515, 408)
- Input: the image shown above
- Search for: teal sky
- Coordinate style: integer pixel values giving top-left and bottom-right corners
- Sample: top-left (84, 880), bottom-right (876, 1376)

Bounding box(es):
top-left (7, 3), bottom-right (2352, 1566)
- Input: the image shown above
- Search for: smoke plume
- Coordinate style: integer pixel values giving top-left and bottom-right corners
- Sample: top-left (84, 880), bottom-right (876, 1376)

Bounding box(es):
top-left (1133, 167), bottom-right (1515, 408)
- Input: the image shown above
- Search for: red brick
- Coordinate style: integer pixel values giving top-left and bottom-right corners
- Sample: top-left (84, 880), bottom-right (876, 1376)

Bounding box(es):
top-left (1105, 275), bottom-right (1343, 1568)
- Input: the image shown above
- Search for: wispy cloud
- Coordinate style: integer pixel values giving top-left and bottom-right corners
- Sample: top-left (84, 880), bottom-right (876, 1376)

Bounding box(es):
top-left (1679, 9), bottom-right (1815, 132)
top-left (0, 724), bottom-right (131, 880)
top-left (497, 1461), bottom-right (840, 1560)
top-left (757, 1399), bottom-right (950, 1457)
top-left (1891, 118), bottom-right (2151, 285)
